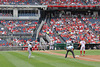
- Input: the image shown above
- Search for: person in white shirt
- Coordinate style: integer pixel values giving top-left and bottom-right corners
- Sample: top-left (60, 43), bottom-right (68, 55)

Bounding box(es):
top-left (78, 38), bottom-right (86, 56)
top-left (50, 41), bottom-right (54, 50)
top-left (28, 43), bottom-right (32, 58)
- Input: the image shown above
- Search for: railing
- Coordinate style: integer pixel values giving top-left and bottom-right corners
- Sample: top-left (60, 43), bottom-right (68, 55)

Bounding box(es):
top-left (36, 19), bottom-right (46, 40)
top-left (45, 34), bottom-right (51, 42)
top-left (40, 37), bottom-right (46, 44)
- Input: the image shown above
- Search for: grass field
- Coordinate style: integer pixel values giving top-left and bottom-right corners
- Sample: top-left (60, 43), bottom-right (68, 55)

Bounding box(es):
top-left (0, 50), bottom-right (100, 67)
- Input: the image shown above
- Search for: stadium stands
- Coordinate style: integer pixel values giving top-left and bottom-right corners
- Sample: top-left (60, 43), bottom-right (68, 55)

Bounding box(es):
top-left (0, 27), bottom-right (7, 35)
top-left (0, 20), bottom-right (38, 34)
top-left (50, 17), bottom-right (99, 44)
top-left (12, 38), bottom-right (36, 46)
top-left (82, 17), bottom-right (100, 35)
top-left (39, 0), bottom-right (100, 5)
top-left (41, 23), bottom-right (61, 44)
top-left (0, 16), bottom-right (99, 46)
top-left (0, 38), bottom-right (38, 46)
top-left (0, 0), bottom-right (99, 48)
top-left (41, 0), bottom-right (84, 5)
top-left (0, 39), bottom-right (8, 46)
top-left (0, 20), bottom-right (39, 46)
top-left (0, 0), bottom-right (40, 5)
top-left (0, 0), bottom-right (99, 5)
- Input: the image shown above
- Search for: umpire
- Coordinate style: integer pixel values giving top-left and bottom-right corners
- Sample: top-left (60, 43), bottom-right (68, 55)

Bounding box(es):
top-left (65, 40), bottom-right (75, 58)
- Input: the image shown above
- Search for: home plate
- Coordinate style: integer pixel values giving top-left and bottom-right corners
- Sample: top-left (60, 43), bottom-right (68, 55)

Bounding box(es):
top-left (75, 55), bottom-right (79, 57)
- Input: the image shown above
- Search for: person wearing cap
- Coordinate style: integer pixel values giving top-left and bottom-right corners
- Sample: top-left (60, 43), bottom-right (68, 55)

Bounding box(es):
top-left (28, 43), bottom-right (32, 58)
top-left (65, 39), bottom-right (75, 58)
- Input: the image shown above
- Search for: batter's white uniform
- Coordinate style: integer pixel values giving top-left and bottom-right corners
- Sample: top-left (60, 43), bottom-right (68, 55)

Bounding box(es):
top-left (80, 41), bottom-right (86, 51)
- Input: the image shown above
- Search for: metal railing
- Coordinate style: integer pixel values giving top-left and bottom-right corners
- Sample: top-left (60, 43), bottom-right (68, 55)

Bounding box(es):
top-left (36, 19), bottom-right (46, 40)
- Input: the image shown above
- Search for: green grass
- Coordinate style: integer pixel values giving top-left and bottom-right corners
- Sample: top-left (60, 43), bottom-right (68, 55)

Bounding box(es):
top-left (0, 50), bottom-right (100, 67)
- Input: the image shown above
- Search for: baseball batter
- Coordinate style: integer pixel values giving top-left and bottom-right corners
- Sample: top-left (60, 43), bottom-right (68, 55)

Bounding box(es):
top-left (78, 39), bottom-right (86, 56)
top-left (28, 43), bottom-right (32, 58)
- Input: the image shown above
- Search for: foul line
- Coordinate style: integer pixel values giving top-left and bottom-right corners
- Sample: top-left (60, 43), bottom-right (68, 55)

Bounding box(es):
top-left (78, 56), bottom-right (100, 62)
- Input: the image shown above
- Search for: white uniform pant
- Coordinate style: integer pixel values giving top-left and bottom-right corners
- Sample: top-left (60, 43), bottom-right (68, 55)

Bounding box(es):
top-left (50, 45), bottom-right (54, 50)
top-left (80, 46), bottom-right (85, 51)
top-left (28, 50), bottom-right (31, 58)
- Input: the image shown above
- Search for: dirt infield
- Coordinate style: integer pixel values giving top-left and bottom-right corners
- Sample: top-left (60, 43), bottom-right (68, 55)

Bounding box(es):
top-left (38, 51), bottom-right (100, 62)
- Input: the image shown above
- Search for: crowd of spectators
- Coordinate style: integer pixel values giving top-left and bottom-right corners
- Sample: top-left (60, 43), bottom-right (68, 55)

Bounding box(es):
top-left (41, 0), bottom-right (83, 5)
top-left (37, 0), bottom-right (100, 5)
top-left (0, 0), bottom-right (99, 5)
top-left (0, 37), bottom-right (39, 49)
top-left (0, 38), bottom-right (13, 46)
top-left (0, 27), bottom-right (7, 35)
top-left (12, 38), bottom-right (39, 50)
top-left (0, 20), bottom-right (38, 34)
top-left (50, 17), bottom-right (99, 44)
top-left (0, 20), bottom-right (39, 47)
top-left (0, 17), bottom-right (99, 47)
top-left (40, 22), bottom-right (61, 44)
top-left (83, 0), bottom-right (100, 5)
top-left (82, 17), bottom-right (100, 35)
top-left (0, 0), bottom-right (40, 5)
top-left (12, 38), bottom-right (38, 46)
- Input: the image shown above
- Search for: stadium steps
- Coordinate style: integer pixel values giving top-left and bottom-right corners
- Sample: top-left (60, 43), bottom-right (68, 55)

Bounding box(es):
top-left (47, 18), bottom-right (65, 43)
top-left (36, 18), bottom-right (46, 40)
top-left (32, 24), bottom-right (40, 37)
top-left (42, 37), bottom-right (49, 43)
top-left (32, 17), bottom-right (42, 38)
top-left (54, 31), bottom-right (66, 43)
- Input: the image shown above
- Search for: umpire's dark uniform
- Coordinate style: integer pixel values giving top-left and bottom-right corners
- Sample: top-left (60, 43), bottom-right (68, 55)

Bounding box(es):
top-left (65, 42), bottom-right (75, 58)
